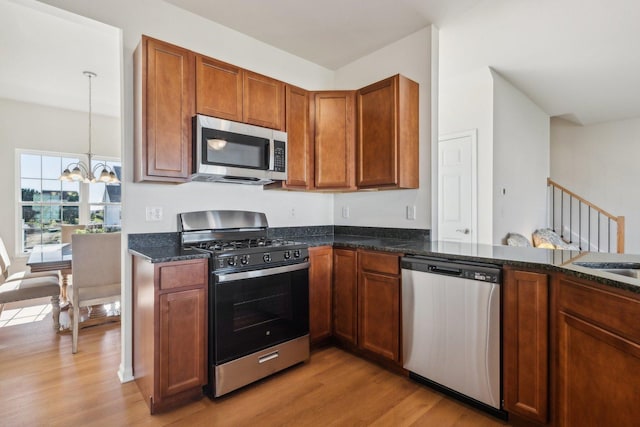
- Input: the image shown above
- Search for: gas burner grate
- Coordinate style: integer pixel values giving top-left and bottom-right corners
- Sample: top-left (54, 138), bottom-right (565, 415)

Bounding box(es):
top-left (196, 238), bottom-right (296, 252)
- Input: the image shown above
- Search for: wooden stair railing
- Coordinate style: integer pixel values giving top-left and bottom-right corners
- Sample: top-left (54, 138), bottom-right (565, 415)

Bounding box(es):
top-left (548, 178), bottom-right (625, 253)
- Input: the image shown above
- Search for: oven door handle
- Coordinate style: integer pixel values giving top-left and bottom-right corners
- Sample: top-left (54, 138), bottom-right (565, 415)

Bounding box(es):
top-left (216, 262), bottom-right (310, 283)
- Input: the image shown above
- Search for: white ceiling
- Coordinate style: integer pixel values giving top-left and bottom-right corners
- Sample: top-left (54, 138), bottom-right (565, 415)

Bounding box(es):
top-left (2, 0), bottom-right (640, 125)
top-left (0, 0), bottom-right (120, 117)
top-left (166, 0), bottom-right (640, 125)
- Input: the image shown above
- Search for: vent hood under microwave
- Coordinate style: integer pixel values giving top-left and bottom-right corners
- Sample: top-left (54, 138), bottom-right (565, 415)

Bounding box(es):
top-left (192, 115), bottom-right (287, 185)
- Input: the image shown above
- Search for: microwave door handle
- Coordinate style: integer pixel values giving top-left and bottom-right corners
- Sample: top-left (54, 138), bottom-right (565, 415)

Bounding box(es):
top-left (268, 138), bottom-right (275, 171)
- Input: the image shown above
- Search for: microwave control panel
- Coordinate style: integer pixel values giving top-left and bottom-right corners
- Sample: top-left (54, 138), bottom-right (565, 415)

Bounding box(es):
top-left (274, 140), bottom-right (286, 172)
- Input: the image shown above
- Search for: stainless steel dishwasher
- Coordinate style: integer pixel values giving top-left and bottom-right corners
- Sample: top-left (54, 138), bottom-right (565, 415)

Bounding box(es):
top-left (401, 256), bottom-right (505, 418)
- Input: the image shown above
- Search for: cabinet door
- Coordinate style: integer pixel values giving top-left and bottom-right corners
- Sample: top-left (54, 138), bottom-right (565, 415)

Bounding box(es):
top-left (503, 268), bottom-right (549, 424)
top-left (159, 287), bottom-right (207, 399)
top-left (358, 270), bottom-right (400, 362)
top-left (356, 75), bottom-right (418, 189)
top-left (333, 248), bottom-right (358, 345)
top-left (243, 70), bottom-right (285, 130)
top-left (555, 275), bottom-right (640, 427)
top-left (314, 91), bottom-right (356, 190)
top-left (283, 85), bottom-right (313, 189)
top-left (308, 246), bottom-right (333, 344)
top-left (196, 55), bottom-right (243, 122)
top-left (357, 76), bottom-right (396, 187)
top-left (136, 36), bottom-right (194, 182)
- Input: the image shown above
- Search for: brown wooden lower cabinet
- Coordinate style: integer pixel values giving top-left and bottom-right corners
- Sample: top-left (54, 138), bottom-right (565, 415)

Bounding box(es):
top-left (554, 273), bottom-right (640, 427)
top-left (132, 257), bottom-right (208, 414)
top-left (308, 246), bottom-right (333, 344)
top-left (357, 250), bottom-right (401, 363)
top-left (333, 248), bottom-right (358, 345)
top-left (328, 248), bottom-right (402, 364)
top-left (503, 267), bottom-right (550, 424)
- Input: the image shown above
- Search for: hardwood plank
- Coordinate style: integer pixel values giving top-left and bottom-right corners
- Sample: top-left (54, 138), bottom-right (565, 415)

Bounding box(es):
top-left (0, 313), bottom-right (509, 426)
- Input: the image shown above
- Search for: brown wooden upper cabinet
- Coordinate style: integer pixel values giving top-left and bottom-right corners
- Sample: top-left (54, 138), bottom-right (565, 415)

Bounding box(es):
top-left (134, 35), bottom-right (419, 188)
top-left (283, 85), bottom-right (313, 189)
top-left (195, 55), bottom-right (243, 122)
top-left (196, 56), bottom-right (285, 131)
top-left (243, 70), bottom-right (285, 131)
top-left (313, 91), bottom-right (357, 190)
top-left (134, 36), bottom-right (195, 183)
top-left (357, 74), bottom-right (419, 189)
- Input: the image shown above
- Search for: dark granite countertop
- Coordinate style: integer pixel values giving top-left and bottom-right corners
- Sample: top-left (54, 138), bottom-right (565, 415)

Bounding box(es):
top-left (128, 246), bottom-right (209, 263)
top-left (300, 235), bottom-right (640, 295)
top-left (128, 228), bottom-right (640, 295)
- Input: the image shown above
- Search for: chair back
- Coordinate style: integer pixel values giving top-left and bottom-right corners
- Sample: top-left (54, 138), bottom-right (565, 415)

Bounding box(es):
top-left (61, 225), bottom-right (86, 244)
top-left (71, 233), bottom-right (121, 289)
top-left (0, 237), bottom-right (11, 280)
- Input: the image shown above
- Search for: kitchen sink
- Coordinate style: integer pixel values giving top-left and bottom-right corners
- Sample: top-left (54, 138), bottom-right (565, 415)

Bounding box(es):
top-left (572, 261), bottom-right (640, 279)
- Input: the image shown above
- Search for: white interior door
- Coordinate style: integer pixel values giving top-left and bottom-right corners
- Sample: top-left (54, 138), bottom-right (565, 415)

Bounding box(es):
top-left (438, 131), bottom-right (477, 244)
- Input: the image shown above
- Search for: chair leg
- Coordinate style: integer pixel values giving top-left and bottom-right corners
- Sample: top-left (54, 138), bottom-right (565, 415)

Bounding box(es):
top-left (72, 304), bottom-right (79, 354)
top-left (50, 294), bottom-right (60, 331)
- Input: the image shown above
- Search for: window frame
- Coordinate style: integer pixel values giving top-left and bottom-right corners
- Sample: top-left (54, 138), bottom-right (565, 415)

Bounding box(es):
top-left (15, 149), bottom-right (121, 256)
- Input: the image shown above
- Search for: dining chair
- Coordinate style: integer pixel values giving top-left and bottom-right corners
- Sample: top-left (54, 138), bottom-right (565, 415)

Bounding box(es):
top-left (0, 237), bottom-right (60, 283)
top-left (0, 237), bottom-right (62, 330)
top-left (69, 232), bottom-right (121, 354)
top-left (61, 225), bottom-right (86, 244)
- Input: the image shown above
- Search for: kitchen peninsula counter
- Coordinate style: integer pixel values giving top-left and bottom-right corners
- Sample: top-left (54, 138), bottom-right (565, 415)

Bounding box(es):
top-left (128, 228), bottom-right (640, 294)
top-left (293, 231), bottom-right (640, 295)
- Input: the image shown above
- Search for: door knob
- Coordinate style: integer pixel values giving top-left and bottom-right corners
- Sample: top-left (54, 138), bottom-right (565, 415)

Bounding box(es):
top-left (456, 228), bottom-right (470, 235)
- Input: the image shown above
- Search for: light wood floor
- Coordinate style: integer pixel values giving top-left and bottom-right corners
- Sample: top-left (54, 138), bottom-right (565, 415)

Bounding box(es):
top-left (0, 315), bottom-right (509, 426)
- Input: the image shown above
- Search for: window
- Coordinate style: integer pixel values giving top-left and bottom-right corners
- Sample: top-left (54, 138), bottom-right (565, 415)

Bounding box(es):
top-left (18, 151), bottom-right (121, 253)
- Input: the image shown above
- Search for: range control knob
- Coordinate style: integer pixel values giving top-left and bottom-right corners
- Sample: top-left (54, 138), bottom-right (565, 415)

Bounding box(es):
top-left (263, 253), bottom-right (271, 263)
top-left (227, 257), bottom-right (236, 267)
top-left (240, 255), bottom-right (250, 265)
top-left (293, 249), bottom-right (301, 258)
top-left (283, 250), bottom-right (291, 259)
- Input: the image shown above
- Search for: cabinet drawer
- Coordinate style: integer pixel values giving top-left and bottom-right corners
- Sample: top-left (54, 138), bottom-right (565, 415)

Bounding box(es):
top-left (359, 250), bottom-right (400, 275)
top-left (158, 259), bottom-right (208, 291)
top-left (557, 274), bottom-right (640, 342)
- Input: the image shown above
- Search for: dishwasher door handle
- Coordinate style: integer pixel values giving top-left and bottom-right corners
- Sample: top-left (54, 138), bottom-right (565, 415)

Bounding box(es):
top-left (428, 265), bottom-right (463, 276)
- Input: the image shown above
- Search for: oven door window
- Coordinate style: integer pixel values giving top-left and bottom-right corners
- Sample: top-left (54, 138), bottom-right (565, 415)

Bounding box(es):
top-left (214, 268), bottom-right (309, 364)
top-left (202, 127), bottom-right (269, 170)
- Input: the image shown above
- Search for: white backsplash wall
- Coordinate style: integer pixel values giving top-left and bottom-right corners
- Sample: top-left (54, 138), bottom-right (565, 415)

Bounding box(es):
top-left (128, 181), bottom-right (333, 233)
top-left (332, 27), bottom-right (436, 231)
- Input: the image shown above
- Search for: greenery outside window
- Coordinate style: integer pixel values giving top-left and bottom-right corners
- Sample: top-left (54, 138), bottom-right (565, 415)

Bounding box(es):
top-left (18, 151), bottom-right (121, 253)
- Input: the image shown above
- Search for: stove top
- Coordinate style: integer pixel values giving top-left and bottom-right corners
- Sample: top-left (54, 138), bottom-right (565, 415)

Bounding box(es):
top-left (178, 210), bottom-right (308, 272)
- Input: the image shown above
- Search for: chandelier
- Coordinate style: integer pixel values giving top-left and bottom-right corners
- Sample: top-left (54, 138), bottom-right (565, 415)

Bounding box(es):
top-left (59, 71), bottom-right (120, 184)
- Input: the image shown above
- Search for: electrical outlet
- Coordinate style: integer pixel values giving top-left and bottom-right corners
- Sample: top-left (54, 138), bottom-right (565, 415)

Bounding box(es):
top-left (290, 208), bottom-right (296, 217)
top-left (342, 206), bottom-right (350, 219)
top-left (145, 206), bottom-right (163, 221)
top-left (406, 205), bottom-right (416, 220)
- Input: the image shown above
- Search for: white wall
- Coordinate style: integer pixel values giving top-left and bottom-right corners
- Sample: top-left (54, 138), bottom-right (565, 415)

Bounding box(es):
top-left (439, 67), bottom-right (493, 243)
top-left (438, 67), bottom-right (550, 245)
top-left (0, 98), bottom-right (120, 259)
top-left (332, 27), bottom-right (435, 230)
top-left (551, 116), bottom-right (640, 254)
top-left (492, 70), bottom-right (549, 243)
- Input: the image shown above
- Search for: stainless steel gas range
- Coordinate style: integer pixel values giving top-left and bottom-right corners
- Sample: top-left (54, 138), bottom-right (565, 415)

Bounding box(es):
top-left (179, 210), bottom-right (310, 397)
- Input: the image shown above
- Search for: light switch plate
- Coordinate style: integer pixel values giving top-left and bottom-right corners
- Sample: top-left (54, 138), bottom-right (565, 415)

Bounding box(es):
top-left (406, 205), bottom-right (416, 220)
top-left (342, 206), bottom-right (350, 219)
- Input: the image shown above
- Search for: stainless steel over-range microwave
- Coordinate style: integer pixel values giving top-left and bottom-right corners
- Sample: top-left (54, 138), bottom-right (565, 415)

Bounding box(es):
top-left (192, 114), bottom-right (287, 185)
